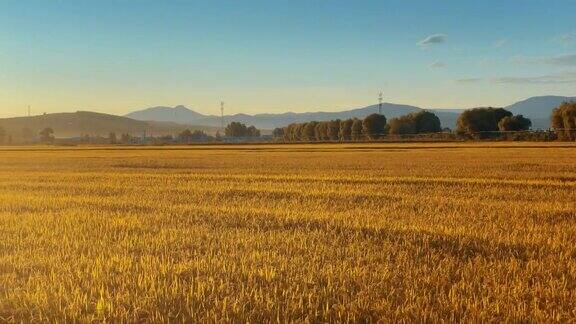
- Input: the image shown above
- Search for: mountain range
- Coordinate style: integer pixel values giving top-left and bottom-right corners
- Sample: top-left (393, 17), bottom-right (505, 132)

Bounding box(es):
top-left (1, 95), bottom-right (573, 140)
top-left (126, 95), bottom-right (575, 130)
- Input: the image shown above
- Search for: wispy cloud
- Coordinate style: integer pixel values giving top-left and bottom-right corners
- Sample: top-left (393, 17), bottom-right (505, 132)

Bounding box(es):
top-left (540, 54), bottom-right (576, 66)
top-left (429, 61), bottom-right (446, 68)
top-left (511, 54), bottom-right (576, 66)
top-left (493, 71), bottom-right (576, 84)
top-left (456, 78), bottom-right (483, 83)
top-left (554, 32), bottom-right (575, 45)
top-left (494, 38), bottom-right (508, 48)
top-left (418, 34), bottom-right (446, 48)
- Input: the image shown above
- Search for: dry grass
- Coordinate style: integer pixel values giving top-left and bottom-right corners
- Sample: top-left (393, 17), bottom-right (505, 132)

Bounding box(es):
top-left (0, 142), bottom-right (575, 322)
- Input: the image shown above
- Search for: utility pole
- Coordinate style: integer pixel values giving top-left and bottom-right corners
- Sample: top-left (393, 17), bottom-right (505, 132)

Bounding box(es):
top-left (378, 92), bottom-right (383, 115)
top-left (220, 101), bottom-right (225, 131)
top-left (28, 105), bottom-right (31, 117)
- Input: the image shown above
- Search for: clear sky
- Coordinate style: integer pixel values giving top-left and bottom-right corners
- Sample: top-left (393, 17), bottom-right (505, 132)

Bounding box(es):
top-left (1, 0), bottom-right (575, 117)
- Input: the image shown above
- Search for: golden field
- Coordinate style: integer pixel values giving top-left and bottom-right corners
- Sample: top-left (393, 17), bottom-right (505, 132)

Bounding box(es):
top-left (0, 143), bottom-right (575, 322)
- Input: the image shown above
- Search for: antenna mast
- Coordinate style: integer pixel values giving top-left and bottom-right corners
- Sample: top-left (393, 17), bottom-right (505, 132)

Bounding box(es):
top-left (378, 92), bottom-right (383, 115)
top-left (220, 101), bottom-right (224, 130)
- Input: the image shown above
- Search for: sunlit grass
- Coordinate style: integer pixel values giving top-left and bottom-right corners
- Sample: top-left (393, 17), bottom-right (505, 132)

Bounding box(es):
top-left (0, 142), bottom-right (575, 321)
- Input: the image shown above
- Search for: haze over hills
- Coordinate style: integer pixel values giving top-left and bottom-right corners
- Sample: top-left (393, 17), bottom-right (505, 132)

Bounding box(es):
top-left (127, 103), bottom-right (457, 130)
top-left (0, 111), bottom-right (218, 139)
top-left (125, 105), bottom-right (207, 123)
top-left (126, 95), bottom-right (575, 130)
top-left (1, 95), bottom-right (571, 140)
top-left (505, 96), bottom-right (576, 129)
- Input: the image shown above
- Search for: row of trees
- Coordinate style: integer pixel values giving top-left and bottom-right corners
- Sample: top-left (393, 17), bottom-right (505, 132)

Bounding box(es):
top-left (104, 123), bottom-right (261, 145)
top-left (274, 107), bottom-right (540, 142)
top-left (275, 111), bottom-right (444, 142)
top-left (0, 126), bottom-right (54, 144)
top-left (456, 107), bottom-right (531, 136)
top-left (1, 103), bottom-right (574, 144)
top-left (224, 122), bottom-right (261, 138)
top-left (0, 121), bottom-right (262, 145)
top-left (276, 113), bottom-right (391, 142)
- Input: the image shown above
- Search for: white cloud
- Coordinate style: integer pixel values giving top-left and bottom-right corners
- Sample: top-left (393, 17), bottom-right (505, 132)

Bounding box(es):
top-left (494, 39), bottom-right (508, 48)
top-left (540, 54), bottom-right (576, 66)
top-left (418, 34), bottom-right (446, 47)
top-left (429, 61), bottom-right (446, 68)
top-left (511, 54), bottom-right (576, 66)
top-left (456, 78), bottom-right (483, 83)
top-left (493, 71), bottom-right (576, 84)
top-left (554, 32), bottom-right (575, 45)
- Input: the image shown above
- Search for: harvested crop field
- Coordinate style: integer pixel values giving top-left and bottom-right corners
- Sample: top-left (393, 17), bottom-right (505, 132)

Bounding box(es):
top-left (0, 143), bottom-right (575, 322)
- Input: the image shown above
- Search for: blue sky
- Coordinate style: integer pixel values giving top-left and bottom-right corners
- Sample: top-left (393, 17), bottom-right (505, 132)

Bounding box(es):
top-left (0, 0), bottom-right (575, 117)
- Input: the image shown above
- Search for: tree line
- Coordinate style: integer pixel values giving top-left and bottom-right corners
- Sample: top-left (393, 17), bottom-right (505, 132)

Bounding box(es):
top-left (273, 108), bottom-right (527, 142)
top-left (274, 102), bottom-right (576, 142)
top-left (0, 121), bottom-right (263, 145)
top-left (1, 102), bottom-right (575, 145)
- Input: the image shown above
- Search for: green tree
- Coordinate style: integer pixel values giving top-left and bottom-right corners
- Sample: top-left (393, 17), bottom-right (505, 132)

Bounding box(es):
top-left (339, 119), bottom-right (354, 141)
top-left (326, 120), bottom-right (341, 141)
top-left (413, 111), bottom-right (442, 133)
top-left (388, 115), bottom-right (416, 135)
top-left (247, 126), bottom-right (260, 137)
top-left (498, 115), bottom-right (532, 132)
top-left (551, 102), bottom-right (576, 140)
top-left (224, 122), bottom-right (261, 138)
top-left (178, 129), bottom-right (194, 143)
top-left (388, 111), bottom-right (442, 135)
top-left (121, 133), bottom-right (132, 144)
top-left (39, 127), bottom-right (55, 144)
top-left (351, 119), bottom-right (363, 141)
top-left (225, 122), bottom-right (247, 137)
top-left (315, 122), bottom-right (328, 141)
top-left (109, 132), bottom-right (117, 144)
top-left (456, 107), bottom-right (513, 138)
top-left (303, 121), bottom-right (318, 141)
top-left (272, 128), bottom-right (284, 139)
top-left (362, 114), bottom-right (387, 140)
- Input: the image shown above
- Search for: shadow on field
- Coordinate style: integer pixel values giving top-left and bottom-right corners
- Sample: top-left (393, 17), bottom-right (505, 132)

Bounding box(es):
top-left (192, 212), bottom-right (539, 262)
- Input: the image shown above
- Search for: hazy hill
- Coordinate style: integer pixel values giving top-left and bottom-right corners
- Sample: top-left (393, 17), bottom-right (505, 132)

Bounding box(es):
top-left (504, 95), bottom-right (576, 129)
top-left (127, 103), bottom-right (462, 129)
top-left (125, 105), bottom-right (209, 123)
top-left (0, 111), bottom-right (218, 139)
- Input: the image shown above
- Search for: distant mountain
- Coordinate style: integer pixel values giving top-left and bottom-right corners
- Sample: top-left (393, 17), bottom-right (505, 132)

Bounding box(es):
top-left (124, 95), bottom-right (575, 131)
top-left (125, 105), bottom-right (210, 123)
top-left (504, 95), bottom-right (576, 129)
top-left (0, 111), bottom-right (218, 139)
top-left (127, 103), bottom-right (461, 129)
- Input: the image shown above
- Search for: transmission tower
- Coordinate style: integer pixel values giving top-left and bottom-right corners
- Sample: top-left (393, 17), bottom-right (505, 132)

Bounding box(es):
top-left (378, 92), bottom-right (383, 115)
top-left (220, 101), bottom-right (225, 130)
